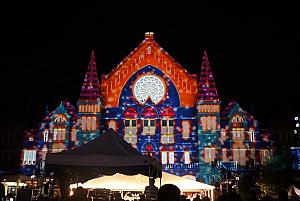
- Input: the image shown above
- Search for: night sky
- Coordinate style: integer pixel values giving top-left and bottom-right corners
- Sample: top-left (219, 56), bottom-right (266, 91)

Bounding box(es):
top-left (1, 4), bottom-right (300, 129)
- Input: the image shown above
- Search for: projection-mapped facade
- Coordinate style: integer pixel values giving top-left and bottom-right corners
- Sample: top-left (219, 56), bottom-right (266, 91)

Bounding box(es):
top-left (21, 33), bottom-right (272, 184)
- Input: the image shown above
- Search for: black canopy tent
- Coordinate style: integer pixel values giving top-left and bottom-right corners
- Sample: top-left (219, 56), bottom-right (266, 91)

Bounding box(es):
top-left (45, 128), bottom-right (162, 198)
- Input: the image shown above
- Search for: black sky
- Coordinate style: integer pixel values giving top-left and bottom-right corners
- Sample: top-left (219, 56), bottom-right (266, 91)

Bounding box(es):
top-left (1, 4), bottom-right (300, 128)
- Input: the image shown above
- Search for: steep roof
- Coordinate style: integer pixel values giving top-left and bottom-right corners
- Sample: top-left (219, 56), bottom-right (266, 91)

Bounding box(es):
top-left (197, 50), bottom-right (219, 102)
top-left (221, 100), bottom-right (256, 124)
top-left (42, 100), bottom-right (77, 122)
top-left (79, 50), bottom-right (101, 102)
top-left (100, 32), bottom-right (198, 107)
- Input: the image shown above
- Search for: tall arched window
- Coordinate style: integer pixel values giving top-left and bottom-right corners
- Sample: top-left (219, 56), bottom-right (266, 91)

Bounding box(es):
top-left (92, 117), bottom-right (97, 131)
top-left (249, 128), bottom-right (255, 142)
top-left (203, 147), bottom-right (215, 163)
top-left (211, 116), bottom-right (217, 130)
top-left (124, 107), bottom-right (138, 147)
top-left (160, 107), bottom-right (175, 144)
top-left (43, 129), bottom-right (49, 142)
top-left (201, 117), bottom-right (207, 131)
top-left (161, 148), bottom-right (168, 165)
top-left (161, 147), bottom-right (175, 165)
top-left (142, 107), bottom-right (157, 135)
top-left (81, 117), bottom-right (86, 131)
top-left (87, 117), bottom-right (91, 131)
top-left (184, 148), bottom-right (190, 164)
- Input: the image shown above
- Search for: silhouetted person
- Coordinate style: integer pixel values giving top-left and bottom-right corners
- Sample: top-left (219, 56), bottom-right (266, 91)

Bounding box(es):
top-left (278, 189), bottom-right (288, 201)
top-left (180, 195), bottom-right (189, 201)
top-left (202, 196), bottom-right (210, 201)
top-left (144, 178), bottom-right (158, 201)
top-left (194, 195), bottom-right (201, 201)
top-left (262, 195), bottom-right (273, 201)
top-left (222, 192), bottom-right (243, 201)
top-left (140, 194), bottom-right (146, 201)
top-left (0, 180), bottom-right (5, 201)
top-left (114, 192), bottom-right (124, 201)
top-left (157, 184), bottom-right (180, 201)
top-left (66, 187), bottom-right (90, 201)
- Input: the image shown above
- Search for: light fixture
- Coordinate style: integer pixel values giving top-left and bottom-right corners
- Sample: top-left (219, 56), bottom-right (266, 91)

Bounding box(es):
top-left (295, 117), bottom-right (299, 121)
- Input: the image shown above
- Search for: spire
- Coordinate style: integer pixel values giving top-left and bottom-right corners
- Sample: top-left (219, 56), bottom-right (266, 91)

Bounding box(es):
top-left (198, 50), bottom-right (219, 102)
top-left (79, 50), bottom-right (101, 101)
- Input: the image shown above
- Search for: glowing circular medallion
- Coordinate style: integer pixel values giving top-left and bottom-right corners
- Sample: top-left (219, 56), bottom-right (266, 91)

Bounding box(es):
top-left (133, 75), bottom-right (165, 104)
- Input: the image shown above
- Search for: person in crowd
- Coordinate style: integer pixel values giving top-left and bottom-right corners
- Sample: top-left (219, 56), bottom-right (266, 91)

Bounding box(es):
top-left (194, 194), bottom-right (201, 201)
top-left (278, 189), bottom-right (288, 201)
top-left (139, 194), bottom-right (146, 201)
top-left (157, 184), bottom-right (180, 201)
top-left (144, 178), bottom-right (158, 201)
top-left (0, 179), bottom-right (5, 201)
top-left (114, 192), bottom-right (124, 201)
top-left (202, 196), bottom-right (210, 201)
top-left (66, 187), bottom-right (90, 201)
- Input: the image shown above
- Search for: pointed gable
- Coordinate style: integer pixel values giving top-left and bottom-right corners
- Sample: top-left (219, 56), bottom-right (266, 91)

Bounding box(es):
top-left (221, 100), bottom-right (257, 125)
top-left (198, 50), bottom-right (219, 102)
top-left (100, 32), bottom-right (198, 107)
top-left (79, 50), bottom-right (101, 102)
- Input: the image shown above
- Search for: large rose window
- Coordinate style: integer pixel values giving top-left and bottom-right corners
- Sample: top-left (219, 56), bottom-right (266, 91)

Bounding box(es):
top-left (133, 75), bottom-right (165, 104)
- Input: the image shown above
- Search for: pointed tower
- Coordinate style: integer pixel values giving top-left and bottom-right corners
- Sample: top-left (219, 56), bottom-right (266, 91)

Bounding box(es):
top-left (196, 50), bottom-right (221, 184)
top-left (77, 50), bottom-right (102, 145)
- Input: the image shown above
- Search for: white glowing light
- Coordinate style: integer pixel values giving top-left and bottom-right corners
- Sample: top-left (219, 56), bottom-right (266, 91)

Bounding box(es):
top-left (133, 75), bottom-right (165, 104)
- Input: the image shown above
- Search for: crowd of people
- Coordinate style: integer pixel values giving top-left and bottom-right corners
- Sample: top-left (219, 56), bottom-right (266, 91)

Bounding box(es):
top-left (0, 177), bottom-right (294, 201)
top-left (63, 184), bottom-right (292, 201)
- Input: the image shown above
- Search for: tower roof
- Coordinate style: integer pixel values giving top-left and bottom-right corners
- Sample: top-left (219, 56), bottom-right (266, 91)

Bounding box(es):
top-left (198, 50), bottom-right (219, 102)
top-left (79, 50), bottom-right (101, 102)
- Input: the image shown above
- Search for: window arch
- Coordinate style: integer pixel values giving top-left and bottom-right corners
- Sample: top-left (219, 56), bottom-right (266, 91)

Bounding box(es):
top-left (161, 147), bottom-right (175, 165)
top-left (43, 129), bottom-right (49, 142)
top-left (231, 114), bottom-right (244, 123)
top-left (87, 117), bottom-right (91, 131)
top-left (184, 148), bottom-right (190, 164)
top-left (124, 107), bottom-right (138, 147)
top-left (160, 106), bottom-right (175, 144)
top-left (81, 117), bottom-right (86, 131)
top-left (142, 107), bottom-right (157, 135)
top-left (92, 117), bottom-right (97, 131)
top-left (249, 128), bottom-right (255, 142)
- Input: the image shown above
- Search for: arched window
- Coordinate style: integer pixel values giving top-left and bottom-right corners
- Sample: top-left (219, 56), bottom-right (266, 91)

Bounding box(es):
top-left (207, 117), bottom-right (212, 130)
top-left (124, 107), bottom-right (138, 147)
top-left (43, 129), bottom-right (49, 142)
top-left (161, 148), bottom-right (168, 165)
top-left (203, 147), bottom-right (215, 163)
top-left (184, 149), bottom-right (190, 164)
top-left (53, 129), bottom-right (58, 141)
top-left (142, 107), bottom-right (157, 135)
top-left (81, 117), bottom-right (86, 131)
top-left (182, 121), bottom-right (191, 139)
top-left (201, 117), bottom-right (207, 131)
top-left (160, 107), bottom-right (175, 144)
top-left (222, 148), bottom-right (228, 162)
top-left (211, 116), bottom-right (217, 130)
top-left (168, 148), bottom-right (175, 164)
top-left (161, 147), bottom-right (175, 165)
top-left (87, 117), bottom-right (91, 131)
top-left (71, 129), bottom-right (77, 141)
top-left (92, 117), bottom-right (97, 131)
top-left (249, 129), bottom-right (255, 142)
top-left (231, 115), bottom-right (244, 123)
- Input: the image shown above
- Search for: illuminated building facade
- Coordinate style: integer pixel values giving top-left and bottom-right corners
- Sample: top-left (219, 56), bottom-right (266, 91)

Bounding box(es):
top-left (21, 33), bottom-right (271, 184)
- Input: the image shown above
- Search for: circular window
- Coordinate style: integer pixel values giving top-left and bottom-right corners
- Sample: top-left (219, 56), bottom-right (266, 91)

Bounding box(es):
top-left (133, 75), bottom-right (165, 104)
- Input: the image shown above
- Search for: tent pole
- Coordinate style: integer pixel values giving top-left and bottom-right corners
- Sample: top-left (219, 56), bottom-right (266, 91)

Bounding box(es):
top-left (159, 177), bottom-right (161, 188)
